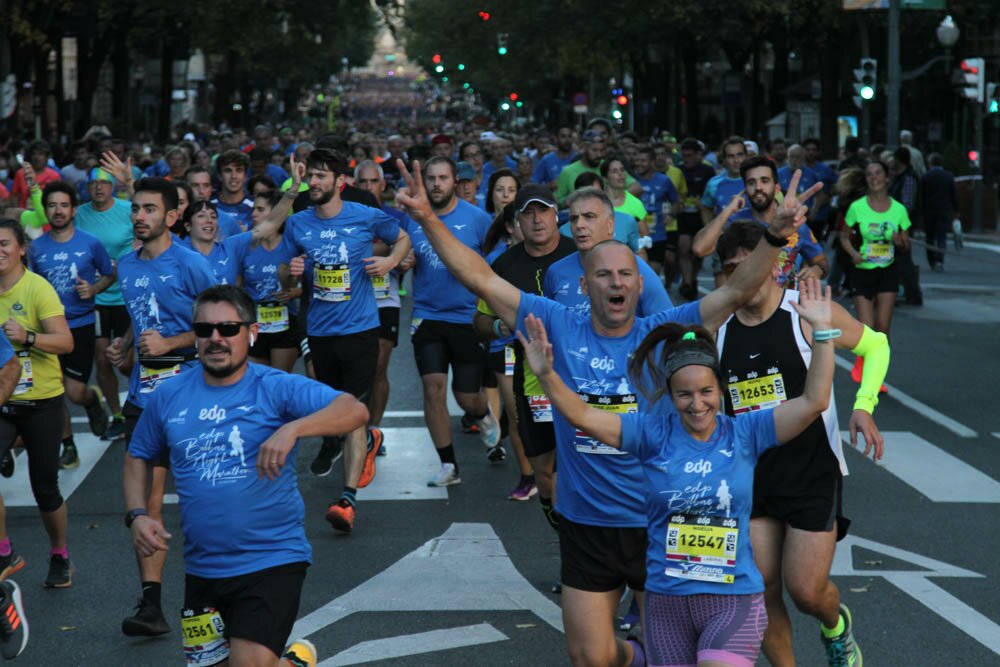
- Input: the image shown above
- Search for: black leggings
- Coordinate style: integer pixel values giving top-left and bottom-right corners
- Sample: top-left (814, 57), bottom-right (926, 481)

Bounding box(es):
top-left (0, 397), bottom-right (65, 513)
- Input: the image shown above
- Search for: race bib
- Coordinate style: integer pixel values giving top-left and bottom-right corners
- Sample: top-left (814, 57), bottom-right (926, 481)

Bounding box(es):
top-left (313, 263), bottom-right (351, 302)
top-left (13, 350), bottom-right (32, 396)
top-left (409, 317), bottom-right (423, 337)
top-left (372, 274), bottom-right (390, 300)
top-left (662, 202), bottom-right (678, 232)
top-left (255, 301), bottom-right (289, 334)
top-left (864, 241), bottom-right (894, 265)
top-left (728, 372), bottom-right (787, 414)
top-left (504, 345), bottom-right (515, 377)
top-left (139, 363), bottom-right (181, 394)
top-left (665, 513), bottom-right (739, 584)
top-left (182, 607), bottom-right (228, 666)
top-left (528, 395), bottom-right (553, 423)
top-left (574, 393), bottom-right (636, 455)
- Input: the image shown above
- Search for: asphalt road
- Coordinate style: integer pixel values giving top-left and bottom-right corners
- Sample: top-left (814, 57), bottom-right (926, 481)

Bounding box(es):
top-left (6, 238), bottom-right (1000, 666)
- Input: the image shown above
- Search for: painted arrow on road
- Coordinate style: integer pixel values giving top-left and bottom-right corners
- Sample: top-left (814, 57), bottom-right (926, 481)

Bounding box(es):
top-left (832, 534), bottom-right (1000, 657)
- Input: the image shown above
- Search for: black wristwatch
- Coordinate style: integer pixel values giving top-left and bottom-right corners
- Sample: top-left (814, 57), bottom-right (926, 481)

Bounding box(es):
top-left (23, 331), bottom-right (36, 348)
top-left (762, 228), bottom-right (786, 247)
top-left (125, 508), bottom-right (149, 528)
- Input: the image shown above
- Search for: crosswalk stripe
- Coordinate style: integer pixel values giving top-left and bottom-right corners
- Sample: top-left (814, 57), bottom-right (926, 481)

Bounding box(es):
top-left (844, 431), bottom-right (1000, 503)
top-left (322, 623), bottom-right (507, 666)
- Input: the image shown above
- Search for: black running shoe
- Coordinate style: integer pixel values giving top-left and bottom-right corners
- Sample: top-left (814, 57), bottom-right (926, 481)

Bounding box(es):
top-left (59, 443), bottom-right (80, 470)
top-left (0, 451), bottom-right (13, 479)
top-left (121, 598), bottom-right (170, 637)
top-left (43, 555), bottom-right (72, 588)
top-left (310, 437), bottom-right (342, 477)
top-left (0, 550), bottom-right (25, 582)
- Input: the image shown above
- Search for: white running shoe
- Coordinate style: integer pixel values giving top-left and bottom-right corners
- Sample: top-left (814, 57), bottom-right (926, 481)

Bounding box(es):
top-left (952, 218), bottom-right (964, 252)
top-left (427, 463), bottom-right (461, 487)
top-left (476, 411), bottom-right (501, 449)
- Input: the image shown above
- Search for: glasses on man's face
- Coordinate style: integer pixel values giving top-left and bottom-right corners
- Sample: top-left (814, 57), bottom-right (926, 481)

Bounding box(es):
top-left (464, 151), bottom-right (482, 159)
top-left (193, 321), bottom-right (253, 338)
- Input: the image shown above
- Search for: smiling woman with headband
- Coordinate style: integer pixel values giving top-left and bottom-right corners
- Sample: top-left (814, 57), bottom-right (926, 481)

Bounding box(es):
top-left (519, 277), bottom-right (838, 667)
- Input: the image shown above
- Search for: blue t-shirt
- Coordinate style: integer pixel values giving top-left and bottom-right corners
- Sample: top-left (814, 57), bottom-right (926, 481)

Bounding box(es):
top-left (727, 210), bottom-right (823, 287)
top-left (280, 201), bottom-right (402, 336)
top-left (212, 197), bottom-right (254, 233)
top-left (807, 161), bottom-right (838, 222)
top-left (240, 238), bottom-right (298, 317)
top-left (179, 232), bottom-right (254, 286)
top-left (777, 166), bottom-right (818, 202)
top-left (701, 174), bottom-right (745, 215)
top-left (542, 252), bottom-right (672, 319)
top-left (0, 331), bottom-right (14, 368)
top-left (635, 173), bottom-right (680, 241)
top-left (480, 158), bottom-right (519, 191)
top-left (28, 229), bottom-right (114, 327)
top-left (515, 292), bottom-right (701, 526)
top-left (621, 410), bottom-right (777, 595)
top-left (485, 240), bottom-right (514, 353)
top-left (532, 151), bottom-right (577, 185)
top-left (74, 199), bottom-right (135, 307)
top-left (128, 363), bottom-right (340, 577)
top-left (404, 200), bottom-right (491, 324)
top-left (118, 243), bottom-right (217, 409)
top-left (217, 210), bottom-right (245, 240)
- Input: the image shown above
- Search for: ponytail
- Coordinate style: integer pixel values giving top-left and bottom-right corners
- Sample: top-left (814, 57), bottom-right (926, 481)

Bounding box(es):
top-left (628, 324), bottom-right (720, 402)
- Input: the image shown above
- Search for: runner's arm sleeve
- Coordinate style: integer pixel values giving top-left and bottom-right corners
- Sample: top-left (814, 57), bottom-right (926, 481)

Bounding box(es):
top-left (852, 326), bottom-right (889, 413)
top-left (19, 186), bottom-right (48, 228)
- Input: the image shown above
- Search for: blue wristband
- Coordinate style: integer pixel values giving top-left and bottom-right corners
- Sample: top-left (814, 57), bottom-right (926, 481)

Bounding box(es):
top-left (813, 328), bottom-right (842, 342)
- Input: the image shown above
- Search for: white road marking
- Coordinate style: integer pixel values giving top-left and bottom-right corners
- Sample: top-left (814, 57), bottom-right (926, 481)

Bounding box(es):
top-left (4, 433), bottom-right (113, 507)
top-left (844, 431), bottom-right (1000, 502)
top-left (965, 241), bottom-right (1000, 254)
top-left (834, 354), bottom-right (978, 438)
top-left (832, 535), bottom-right (1000, 656)
top-left (292, 523), bottom-right (564, 654)
top-left (323, 623), bottom-right (507, 666)
top-left (992, 432), bottom-right (1000, 440)
top-left (359, 427), bottom-right (448, 500)
top-left (920, 282), bottom-right (1000, 293)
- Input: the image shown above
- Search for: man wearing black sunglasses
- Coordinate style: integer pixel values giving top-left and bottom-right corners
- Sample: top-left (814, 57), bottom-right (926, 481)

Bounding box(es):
top-left (124, 284), bottom-right (368, 667)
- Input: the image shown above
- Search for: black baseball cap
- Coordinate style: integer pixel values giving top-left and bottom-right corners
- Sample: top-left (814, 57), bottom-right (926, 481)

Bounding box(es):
top-left (513, 184), bottom-right (556, 213)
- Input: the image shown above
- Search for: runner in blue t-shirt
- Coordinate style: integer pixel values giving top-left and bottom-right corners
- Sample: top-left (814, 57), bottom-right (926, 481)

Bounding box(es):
top-left (107, 177), bottom-right (223, 639)
top-left (211, 150), bottom-right (254, 232)
top-left (532, 126), bottom-right (577, 187)
top-left (693, 157), bottom-right (828, 289)
top-left (177, 200), bottom-right (254, 286)
top-left (393, 157), bottom-right (820, 667)
top-left (124, 284), bottom-right (367, 667)
top-left (803, 138), bottom-right (839, 240)
top-left (399, 156), bottom-right (501, 488)
top-left (516, 276), bottom-right (835, 667)
top-left (279, 148), bottom-right (410, 534)
top-left (29, 181), bottom-right (116, 467)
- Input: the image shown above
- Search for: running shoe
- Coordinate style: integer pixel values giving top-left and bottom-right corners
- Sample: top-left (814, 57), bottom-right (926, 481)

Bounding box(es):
top-left (358, 428), bottom-right (382, 488)
top-left (486, 444), bottom-right (507, 464)
top-left (310, 437), bottom-right (341, 477)
top-left (325, 500), bottom-right (355, 533)
top-left (0, 451), bottom-right (13, 479)
top-left (952, 218), bottom-right (964, 252)
top-left (619, 595), bottom-right (640, 631)
top-left (282, 638), bottom-right (317, 667)
top-left (59, 443), bottom-right (80, 470)
top-left (427, 463), bottom-right (461, 487)
top-left (43, 555), bottom-right (72, 588)
top-left (121, 598), bottom-right (170, 636)
top-left (821, 603), bottom-right (862, 667)
top-left (85, 386), bottom-right (109, 437)
top-left (0, 551), bottom-right (24, 582)
top-left (0, 580), bottom-right (28, 659)
top-left (376, 442), bottom-right (387, 457)
top-left (508, 477), bottom-right (538, 501)
top-left (476, 411), bottom-right (501, 449)
top-left (460, 414), bottom-right (480, 434)
top-left (103, 416), bottom-right (126, 441)
top-left (850, 356), bottom-right (864, 384)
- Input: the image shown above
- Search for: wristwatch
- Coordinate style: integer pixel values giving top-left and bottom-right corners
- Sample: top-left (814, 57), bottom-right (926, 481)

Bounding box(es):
top-left (125, 508), bottom-right (149, 528)
top-left (23, 331), bottom-right (36, 348)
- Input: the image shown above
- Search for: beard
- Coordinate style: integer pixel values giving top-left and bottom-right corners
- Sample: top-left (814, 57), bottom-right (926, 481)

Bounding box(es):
top-left (310, 187), bottom-right (335, 206)
top-left (428, 188), bottom-right (454, 209)
top-left (200, 343), bottom-right (247, 379)
top-left (750, 191), bottom-right (774, 212)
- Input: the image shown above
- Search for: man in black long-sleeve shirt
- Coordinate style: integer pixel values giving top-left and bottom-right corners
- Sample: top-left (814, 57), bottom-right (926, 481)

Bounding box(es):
top-left (919, 153), bottom-right (959, 271)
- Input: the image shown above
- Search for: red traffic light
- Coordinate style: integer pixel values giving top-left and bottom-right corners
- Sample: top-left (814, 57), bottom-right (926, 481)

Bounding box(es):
top-left (961, 60), bottom-right (980, 74)
top-left (968, 150), bottom-right (980, 162)
top-left (616, 95), bottom-right (629, 106)
top-left (478, 11), bottom-right (491, 21)
top-left (432, 54), bottom-right (442, 64)
top-left (509, 93), bottom-right (518, 101)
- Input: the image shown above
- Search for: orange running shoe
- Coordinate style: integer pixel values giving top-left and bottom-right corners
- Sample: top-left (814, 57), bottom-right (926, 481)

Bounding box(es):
top-left (850, 356), bottom-right (864, 384)
top-left (325, 501), bottom-right (355, 533)
top-left (358, 428), bottom-right (382, 489)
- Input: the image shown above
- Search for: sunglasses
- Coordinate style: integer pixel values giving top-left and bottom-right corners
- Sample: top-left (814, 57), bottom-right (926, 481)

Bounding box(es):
top-left (193, 321), bottom-right (253, 338)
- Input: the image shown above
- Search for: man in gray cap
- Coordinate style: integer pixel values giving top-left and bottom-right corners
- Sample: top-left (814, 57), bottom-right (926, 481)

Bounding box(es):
top-left (455, 161), bottom-right (478, 206)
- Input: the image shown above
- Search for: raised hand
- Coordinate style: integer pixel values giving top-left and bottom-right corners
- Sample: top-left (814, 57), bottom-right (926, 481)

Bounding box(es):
top-left (99, 150), bottom-right (132, 185)
top-left (515, 313), bottom-right (554, 378)
top-left (21, 163), bottom-right (37, 190)
top-left (770, 169), bottom-right (824, 239)
top-left (394, 159), bottom-right (434, 223)
top-left (789, 276), bottom-right (832, 331)
top-left (289, 153), bottom-right (305, 190)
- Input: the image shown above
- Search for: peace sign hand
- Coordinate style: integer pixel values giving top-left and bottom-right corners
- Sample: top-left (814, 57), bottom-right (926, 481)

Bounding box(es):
top-left (394, 159), bottom-right (435, 224)
top-left (769, 169), bottom-right (824, 239)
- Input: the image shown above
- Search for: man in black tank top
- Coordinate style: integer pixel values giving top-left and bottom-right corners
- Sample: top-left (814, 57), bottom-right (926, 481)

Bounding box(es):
top-left (714, 221), bottom-right (890, 667)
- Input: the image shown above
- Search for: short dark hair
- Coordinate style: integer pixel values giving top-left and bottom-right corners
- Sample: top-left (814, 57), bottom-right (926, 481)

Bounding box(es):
top-left (306, 147), bottom-right (348, 175)
top-left (739, 155), bottom-right (778, 182)
top-left (217, 149), bottom-right (249, 171)
top-left (574, 172), bottom-right (604, 190)
top-left (802, 137), bottom-right (821, 149)
top-left (599, 156), bottom-right (626, 179)
top-left (247, 174), bottom-right (277, 193)
top-left (721, 136), bottom-right (747, 156)
top-left (134, 177), bottom-right (179, 211)
top-left (248, 146), bottom-right (270, 163)
top-left (717, 221), bottom-right (764, 263)
top-left (680, 138), bottom-right (702, 153)
top-left (844, 136), bottom-right (861, 153)
top-left (184, 165), bottom-right (211, 180)
top-left (42, 181), bottom-right (79, 208)
top-left (193, 284), bottom-right (256, 323)
top-left (0, 218), bottom-right (28, 250)
top-left (458, 141), bottom-right (481, 161)
top-left (928, 152), bottom-right (943, 167)
top-left (893, 146), bottom-right (911, 166)
top-left (424, 156), bottom-right (457, 179)
top-left (638, 146), bottom-right (657, 160)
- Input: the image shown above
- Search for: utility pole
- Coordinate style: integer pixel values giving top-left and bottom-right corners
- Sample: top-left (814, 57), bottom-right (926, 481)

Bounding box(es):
top-left (886, 0), bottom-right (901, 148)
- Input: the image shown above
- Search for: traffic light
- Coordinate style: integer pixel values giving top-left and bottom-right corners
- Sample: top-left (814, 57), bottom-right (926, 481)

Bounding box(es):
top-left (968, 150), bottom-right (980, 165)
top-left (432, 54), bottom-right (442, 64)
top-left (434, 65), bottom-right (444, 73)
top-left (457, 63), bottom-right (465, 71)
top-left (509, 93), bottom-right (518, 101)
top-left (987, 82), bottom-right (1000, 113)
top-left (616, 95), bottom-right (628, 106)
top-left (853, 58), bottom-right (877, 101)
top-left (957, 58), bottom-right (985, 102)
top-left (497, 33), bottom-right (509, 56)
top-left (478, 11), bottom-right (490, 21)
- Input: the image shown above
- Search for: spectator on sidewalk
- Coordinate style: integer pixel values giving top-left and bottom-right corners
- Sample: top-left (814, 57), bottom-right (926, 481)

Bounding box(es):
top-left (919, 153), bottom-right (959, 272)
